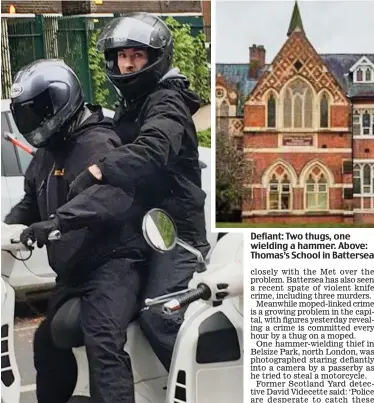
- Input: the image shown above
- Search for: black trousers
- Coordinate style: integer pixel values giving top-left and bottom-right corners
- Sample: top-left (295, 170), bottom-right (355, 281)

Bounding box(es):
top-left (33, 257), bottom-right (143, 403)
top-left (138, 244), bottom-right (210, 371)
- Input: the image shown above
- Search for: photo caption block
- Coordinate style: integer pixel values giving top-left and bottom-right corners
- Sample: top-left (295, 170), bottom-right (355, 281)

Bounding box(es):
top-left (244, 229), bottom-right (374, 403)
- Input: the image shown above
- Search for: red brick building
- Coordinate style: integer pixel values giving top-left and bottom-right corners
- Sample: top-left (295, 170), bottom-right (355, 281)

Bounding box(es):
top-left (216, 2), bottom-right (374, 225)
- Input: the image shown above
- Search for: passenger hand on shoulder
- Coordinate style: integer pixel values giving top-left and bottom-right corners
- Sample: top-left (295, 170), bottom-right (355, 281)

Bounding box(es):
top-left (67, 165), bottom-right (102, 201)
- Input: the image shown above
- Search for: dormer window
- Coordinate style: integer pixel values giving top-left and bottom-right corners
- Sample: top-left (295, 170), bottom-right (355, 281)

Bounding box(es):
top-left (350, 56), bottom-right (374, 83)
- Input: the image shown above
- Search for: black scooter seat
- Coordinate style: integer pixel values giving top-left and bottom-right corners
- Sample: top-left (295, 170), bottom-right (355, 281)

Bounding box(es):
top-left (51, 298), bottom-right (84, 349)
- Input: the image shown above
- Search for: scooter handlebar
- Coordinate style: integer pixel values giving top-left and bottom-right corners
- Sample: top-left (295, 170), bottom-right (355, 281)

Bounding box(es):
top-left (11, 230), bottom-right (62, 246)
top-left (162, 284), bottom-right (211, 315)
top-left (48, 230), bottom-right (62, 241)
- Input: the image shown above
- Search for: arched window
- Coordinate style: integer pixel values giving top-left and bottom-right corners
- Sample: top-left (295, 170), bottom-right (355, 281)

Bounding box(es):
top-left (217, 101), bottom-right (229, 117)
top-left (305, 168), bottom-right (328, 210)
top-left (283, 78), bottom-right (314, 128)
top-left (363, 164), bottom-right (371, 193)
top-left (362, 110), bottom-right (371, 135)
top-left (357, 68), bottom-right (363, 82)
top-left (267, 93), bottom-right (276, 128)
top-left (320, 93), bottom-right (329, 128)
top-left (268, 170), bottom-right (291, 210)
top-left (353, 164), bottom-right (361, 194)
top-left (217, 101), bottom-right (229, 135)
top-left (365, 69), bottom-right (372, 82)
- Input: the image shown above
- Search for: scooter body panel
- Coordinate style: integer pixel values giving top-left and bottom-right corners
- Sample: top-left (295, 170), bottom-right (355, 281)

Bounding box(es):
top-left (166, 299), bottom-right (243, 403)
top-left (1, 278), bottom-right (21, 403)
top-left (164, 233), bottom-right (244, 403)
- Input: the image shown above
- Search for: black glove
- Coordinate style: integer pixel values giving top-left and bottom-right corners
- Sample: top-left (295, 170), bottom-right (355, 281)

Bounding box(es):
top-left (20, 217), bottom-right (60, 248)
top-left (67, 168), bottom-right (100, 201)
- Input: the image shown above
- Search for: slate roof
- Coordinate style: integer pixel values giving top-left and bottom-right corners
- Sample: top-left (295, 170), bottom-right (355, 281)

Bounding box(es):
top-left (321, 54), bottom-right (374, 97)
top-left (217, 54), bottom-right (374, 115)
top-left (216, 63), bottom-right (261, 116)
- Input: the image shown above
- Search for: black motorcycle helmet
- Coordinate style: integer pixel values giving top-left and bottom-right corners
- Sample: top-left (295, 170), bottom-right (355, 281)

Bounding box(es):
top-left (10, 59), bottom-right (84, 148)
top-left (96, 12), bottom-right (173, 104)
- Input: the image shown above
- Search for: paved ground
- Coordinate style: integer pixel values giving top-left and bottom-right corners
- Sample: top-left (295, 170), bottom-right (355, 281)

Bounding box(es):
top-left (14, 302), bottom-right (46, 403)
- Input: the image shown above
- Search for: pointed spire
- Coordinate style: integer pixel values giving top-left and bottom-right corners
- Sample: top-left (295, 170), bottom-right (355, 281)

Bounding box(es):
top-left (287, 1), bottom-right (305, 37)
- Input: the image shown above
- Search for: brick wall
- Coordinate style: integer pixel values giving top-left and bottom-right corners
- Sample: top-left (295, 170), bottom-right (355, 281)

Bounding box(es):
top-left (331, 105), bottom-right (350, 127)
top-left (354, 213), bottom-right (374, 224)
top-left (201, 0), bottom-right (210, 41)
top-left (317, 132), bottom-right (352, 149)
top-left (244, 133), bottom-right (278, 148)
top-left (61, 1), bottom-right (94, 16)
top-left (246, 152), bottom-right (351, 185)
top-left (244, 215), bottom-right (354, 225)
top-left (1, 1), bottom-right (202, 14)
top-left (244, 104), bottom-right (265, 127)
top-left (1, 1), bottom-right (60, 13)
top-left (353, 138), bottom-right (374, 159)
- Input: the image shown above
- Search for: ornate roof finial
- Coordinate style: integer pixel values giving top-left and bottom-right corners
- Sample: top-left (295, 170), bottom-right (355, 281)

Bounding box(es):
top-left (287, 0), bottom-right (305, 37)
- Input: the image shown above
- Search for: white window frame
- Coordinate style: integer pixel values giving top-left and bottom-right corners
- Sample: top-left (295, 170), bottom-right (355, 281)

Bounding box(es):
top-left (267, 173), bottom-right (292, 211)
top-left (350, 57), bottom-right (374, 83)
top-left (354, 67), bottom-right (374, 83)
top-left (353, 163), bottom-right (374, 196)
top-left (304, 173), bottom-right (329, 211)
top-left (353, 109), bottom-right (374, 137)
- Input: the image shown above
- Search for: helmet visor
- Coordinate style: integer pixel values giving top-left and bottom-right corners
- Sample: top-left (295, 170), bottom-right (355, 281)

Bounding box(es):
top-left (11, 89), bottom-right (54, 135)
top-left (97, 17), bottom-right (165, 52)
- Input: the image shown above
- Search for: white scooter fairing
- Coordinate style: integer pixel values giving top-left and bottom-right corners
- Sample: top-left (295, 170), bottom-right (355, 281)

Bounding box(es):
top-left (1, 278), bottom-right (21, 403)
top-left (1, 212), bottom-right (243, 403)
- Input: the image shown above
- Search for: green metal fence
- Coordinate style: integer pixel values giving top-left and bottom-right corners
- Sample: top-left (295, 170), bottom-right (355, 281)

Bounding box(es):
top-left (1, 14), bottom-right (204, 107)
top-left (7, 16), bottom-right (45, 78)
top-left (57, 17), bottom-right (93, 102)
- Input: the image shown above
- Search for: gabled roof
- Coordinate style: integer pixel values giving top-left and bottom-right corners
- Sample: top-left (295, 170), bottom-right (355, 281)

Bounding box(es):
top-left (349, 55), bottom-right (374, 72)
top-left (216, 64), bottom-right (258, 116)
top-left (321, 54), bottom-right (374, 86)
top-left (217, 53), bottom-right (374, 105)
top-left (321, 54), bottom-right (374, 98)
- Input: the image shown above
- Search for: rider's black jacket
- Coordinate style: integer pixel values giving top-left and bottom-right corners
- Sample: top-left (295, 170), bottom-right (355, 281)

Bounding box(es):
top-left (99, 73), bottom-right (210, 248)
top-left (5, 105), bottom-right (148, 282)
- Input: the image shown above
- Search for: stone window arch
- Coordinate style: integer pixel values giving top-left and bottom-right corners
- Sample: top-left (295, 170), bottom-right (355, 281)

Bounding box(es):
top-left (304, 166), bottom-right (329, 210)
top-left (217, 100), bottom-right (229, 117)
top-left (267, 166), bottom-right (292, 211)
top-left (282, 78), bottom-right (314, 129)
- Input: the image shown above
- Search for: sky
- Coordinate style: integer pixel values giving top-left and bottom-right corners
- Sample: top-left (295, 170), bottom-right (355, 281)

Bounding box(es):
top-left (216, 0), bottom-right (374, 64)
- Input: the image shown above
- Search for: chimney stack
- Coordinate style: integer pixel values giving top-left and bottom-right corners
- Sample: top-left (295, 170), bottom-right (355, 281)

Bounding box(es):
top-left (249, 44), bottom-right (266, 78)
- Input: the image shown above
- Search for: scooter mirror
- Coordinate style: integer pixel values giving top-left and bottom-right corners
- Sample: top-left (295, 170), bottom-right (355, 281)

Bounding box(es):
top-left (142, 208), bottom-right (177, 253)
